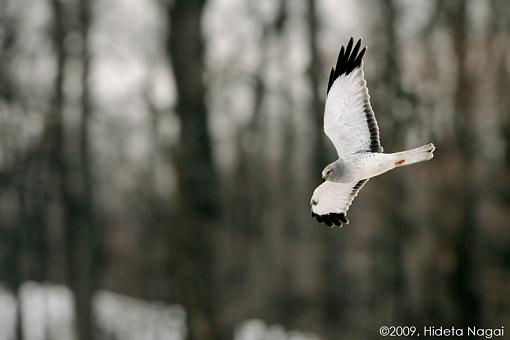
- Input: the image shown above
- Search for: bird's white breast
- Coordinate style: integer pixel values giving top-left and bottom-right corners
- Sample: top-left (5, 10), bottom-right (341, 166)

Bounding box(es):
top-left (343, 152), bottom-right (395, 181)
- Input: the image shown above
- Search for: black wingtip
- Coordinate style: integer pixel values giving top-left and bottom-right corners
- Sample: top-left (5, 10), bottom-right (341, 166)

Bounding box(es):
top-left (354, 46), bottom-right (366, 67)
top-left (348, 39), bottom-right (361, 65)
top-left (327, 67), bottom-right (335, 94)
top-left (327, 38), bottom-right (366, 94)
top-left (344, 38), bottom-right (354, 60)
top-left (329, 214), bottom-right (341, 226)
top-left (334, 47), bottom-right (345, 77)
top-left (313, 212), bottom-right (346, 228)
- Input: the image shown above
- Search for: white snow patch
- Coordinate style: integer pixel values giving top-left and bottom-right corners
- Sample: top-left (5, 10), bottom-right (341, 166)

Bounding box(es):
top-left (0, 283), bottom-right (320, 340)
top-left (0, 282), bottom-right (185, 340)
top-left (235, 319), bottom-right (321, 340)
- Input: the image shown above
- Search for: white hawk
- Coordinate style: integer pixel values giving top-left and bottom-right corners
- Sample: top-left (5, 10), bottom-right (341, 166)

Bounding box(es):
top-left (310, 37), bottom-right (435, 227)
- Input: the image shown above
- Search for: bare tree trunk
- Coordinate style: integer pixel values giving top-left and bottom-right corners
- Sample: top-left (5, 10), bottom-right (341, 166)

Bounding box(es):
top-left (74, 0), bottom-right (99, 338)
top-left (306, 0), bottom-right (328, 175)
top-left (0, 4), bottom-right (24, 339)
top-left (446, 0), bottom-right (481, 331)
top-left (49, 1), bottom-right (98, 339)
top-left (165, 1), bottom-right (224, 339)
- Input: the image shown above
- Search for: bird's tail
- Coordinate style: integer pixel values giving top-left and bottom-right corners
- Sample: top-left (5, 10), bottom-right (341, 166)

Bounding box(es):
top-left (392, 143), bottom-right (435, 167)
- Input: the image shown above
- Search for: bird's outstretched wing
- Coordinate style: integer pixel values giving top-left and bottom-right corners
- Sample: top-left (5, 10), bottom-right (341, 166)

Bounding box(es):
top-left (324, 38), bottom-right (383, 157)
top-left (310, 179), bottom-right (368, 227)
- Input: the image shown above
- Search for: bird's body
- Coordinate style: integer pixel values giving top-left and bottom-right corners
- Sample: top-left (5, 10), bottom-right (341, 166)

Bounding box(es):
top-left (323, 143), bottom-right (435, 183)
top-left (310, 38), bottom-right (435, 227)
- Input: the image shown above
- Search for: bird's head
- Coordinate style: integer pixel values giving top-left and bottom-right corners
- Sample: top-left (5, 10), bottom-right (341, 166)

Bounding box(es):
top-left (322, 163), bottom-right (334, 181)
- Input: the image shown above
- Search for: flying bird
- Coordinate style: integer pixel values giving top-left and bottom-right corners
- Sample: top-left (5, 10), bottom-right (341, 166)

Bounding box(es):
top-left (310, 37), bottom-right (435, 227)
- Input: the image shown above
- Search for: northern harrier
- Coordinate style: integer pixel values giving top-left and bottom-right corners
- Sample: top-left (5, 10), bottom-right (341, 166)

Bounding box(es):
top-left (310, 38), bottom-right (435, 227)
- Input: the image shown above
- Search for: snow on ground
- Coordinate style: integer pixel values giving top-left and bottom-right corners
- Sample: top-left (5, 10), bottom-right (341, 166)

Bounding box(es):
top-left (236, 320), bottom-right (321, 340)
top-left (0, 282), bottom-right (185, 340)
top-left (0, 288), bottom-right (16, 340)
top-left (0, 282), bottom-right (320, 340)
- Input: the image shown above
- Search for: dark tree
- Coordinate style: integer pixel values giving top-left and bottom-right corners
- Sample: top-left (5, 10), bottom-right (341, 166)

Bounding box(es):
top-left (0, 3), bottom-right (23, 339)
top-left (165, 1), bottom-right (224, 339)
top-left (306, 0), bottom-right (329, 175)
top-left (49, 0), bottom-right (99, 339)
top-left (446, 0), bottom-right (482, 331)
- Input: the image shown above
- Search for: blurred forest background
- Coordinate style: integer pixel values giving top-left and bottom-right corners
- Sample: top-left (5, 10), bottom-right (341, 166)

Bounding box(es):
top-left (1, 0), bottom-right (510, 339)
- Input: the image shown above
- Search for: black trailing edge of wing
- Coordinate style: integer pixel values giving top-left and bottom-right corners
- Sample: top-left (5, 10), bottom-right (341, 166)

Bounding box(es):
top-left (327, 37), bottom-right (366, 94)
top-left (365, 100), bottom-right (383, 153)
